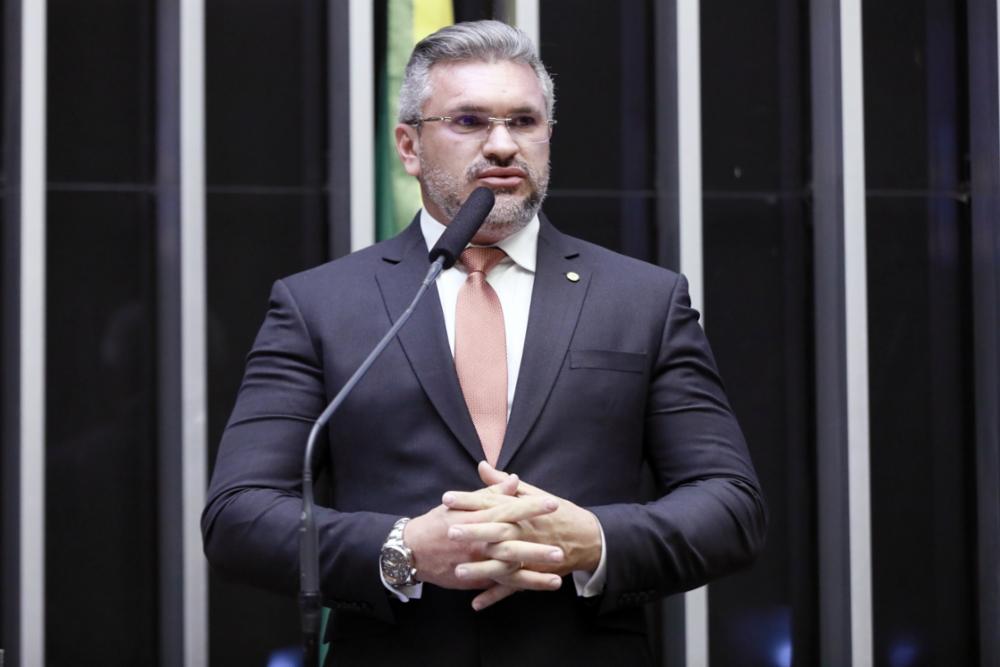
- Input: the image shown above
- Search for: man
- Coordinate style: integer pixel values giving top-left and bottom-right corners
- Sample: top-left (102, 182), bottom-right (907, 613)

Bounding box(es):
top-left (203, 20), bottom-right (766, 666)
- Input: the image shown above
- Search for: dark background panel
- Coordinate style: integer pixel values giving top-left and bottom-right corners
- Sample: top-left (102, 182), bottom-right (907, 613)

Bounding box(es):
top-left (47, 0), bottom-right (155, 184)
top-left (44, 0), bottom-right (161, 663)
top-left (206, 192), bottom-right (327, 666)
top-left (701, 0), bottom-right (790, 192)
top-left (0, 194), bottom-right (5, 652)
top-left (863, 0), bottom-right (977, 664)
top-left (866, 195), bottom-right (976, 667)
top-left (45, 191), bottom-right (160, 667)
top-left (205, 0), bottom-right (330, 659)
top-left (206, 0), bottom-right (327, 187)
top-left (0, 0), bottom-right (5, 185)
top-left (0, 0), bottom-right (5, 630)
top-left (703, 195), bottom-right (816, 667)
top-left (540, 0), bottom-right (654, 192)
top-left (861, 0), bottom-right (931, 189)
top-left (542, 193), bottom-right (656, 262)
top-left (452, 0), bottom-right (495, 22)
top-left (539, 0), bottom-right (655, 262)
top-left (700, 0), bottom-right (816, 664)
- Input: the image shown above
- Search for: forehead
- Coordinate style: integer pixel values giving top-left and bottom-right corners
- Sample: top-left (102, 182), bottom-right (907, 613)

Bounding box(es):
top-left (425, 60), bottom-right (546, 113)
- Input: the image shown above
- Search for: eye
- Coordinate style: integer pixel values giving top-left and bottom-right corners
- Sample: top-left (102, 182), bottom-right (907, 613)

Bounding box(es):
top-left (451, 114), bottom-right (488, 129)
top-left (509, 114), bottom-right (540, 129)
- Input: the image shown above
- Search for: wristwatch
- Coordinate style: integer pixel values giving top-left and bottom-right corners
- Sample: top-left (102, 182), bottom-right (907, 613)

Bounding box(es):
top-left (380, 517), bottom-right (418, 587)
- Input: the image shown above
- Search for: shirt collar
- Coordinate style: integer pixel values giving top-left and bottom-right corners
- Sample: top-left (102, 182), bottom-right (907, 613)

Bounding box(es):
top-left (419, 208), bottom-right (538, 273)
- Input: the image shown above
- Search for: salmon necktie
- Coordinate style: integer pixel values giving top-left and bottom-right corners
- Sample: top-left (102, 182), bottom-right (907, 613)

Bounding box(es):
top-left (455, 247), bottom-right (508, 466)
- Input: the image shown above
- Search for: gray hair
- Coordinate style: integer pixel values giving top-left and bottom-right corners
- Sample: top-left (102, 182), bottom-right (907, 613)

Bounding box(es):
top-left (397, 20), bottom-right (555, 124)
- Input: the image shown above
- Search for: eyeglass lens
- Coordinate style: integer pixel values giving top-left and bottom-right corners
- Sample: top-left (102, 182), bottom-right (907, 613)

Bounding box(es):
top-left (435, 113), bottom-right (553, 142)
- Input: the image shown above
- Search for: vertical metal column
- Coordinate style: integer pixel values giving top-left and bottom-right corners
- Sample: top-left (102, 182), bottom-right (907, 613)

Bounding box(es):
top-left (328, 0), bottom-right (353, 259)
top-left (652, 2), bottom-right (706, 664)
top-left (157, 0), bottom-right (207, 664)
top-left (654, 0), bottom-right (680, 275)
top-left (653, 2), bottom-right (683, 663)
top-left (1, 0), bottom-right (46, 665)
top-left (21, 0), bottom-right (47, 658)
top-left (677, 1), bottom-right (708, 664)
top-left (514, 0), bottom-right (539, 48)
top-left (349, 0), bottom-right (375, 252)
top-left (968, 1), bottom-right (1000, 664)
top-left (179, 3), bottom-right (208, 660)
top-left (838, 5), bottom-right (873, 662)
top-left (810, 0), bottom-right (873, 664)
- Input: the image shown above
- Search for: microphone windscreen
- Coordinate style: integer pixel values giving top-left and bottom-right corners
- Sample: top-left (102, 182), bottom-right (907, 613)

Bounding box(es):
top-left (428, 187), bottom-right (496, 269)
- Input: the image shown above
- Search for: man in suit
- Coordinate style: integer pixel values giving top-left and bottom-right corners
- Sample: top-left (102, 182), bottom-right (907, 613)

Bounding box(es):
top-left (202, 20), bottom-right (766, 666)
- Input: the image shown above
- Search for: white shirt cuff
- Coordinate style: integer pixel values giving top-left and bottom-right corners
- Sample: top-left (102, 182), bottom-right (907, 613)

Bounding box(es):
top-left (379, 567), bottom-right (423, 603)
top-left (572, 519), bottom-right (607, 597)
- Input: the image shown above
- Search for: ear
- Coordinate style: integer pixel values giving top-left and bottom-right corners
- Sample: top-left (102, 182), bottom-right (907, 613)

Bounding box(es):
top-left (395, 124), bottom-right (421, 177)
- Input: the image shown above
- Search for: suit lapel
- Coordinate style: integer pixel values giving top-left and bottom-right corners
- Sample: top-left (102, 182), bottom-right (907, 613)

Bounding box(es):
top-left (375, 221), bottom-right (483, 463)
top-left (498, 218), bottom-right (591, 469)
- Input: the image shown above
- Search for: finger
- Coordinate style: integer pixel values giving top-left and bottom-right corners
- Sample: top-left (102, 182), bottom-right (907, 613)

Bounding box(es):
top-left (448, 521), bottom-right (521, 543)
top-left (441, 475), bottom-right (519, 510)
top-left (442, 489), bottom-right (516, 511)
top-left (456, 561), bottom-right (562, 593)
top-left (478, 461), bottom-right (544, 497)
top-left (496, 568), bottom-right (564, 592)
top-left (482, 540), bottom-right (564, 566)
top-left (454, 558), bottom-right (521, 583)
top-left (480, 495), bottom-right (558, 524)
top-left (444, 493), bottom-right (557, 522)
top-left (471, 584), bottom-right (517, 611)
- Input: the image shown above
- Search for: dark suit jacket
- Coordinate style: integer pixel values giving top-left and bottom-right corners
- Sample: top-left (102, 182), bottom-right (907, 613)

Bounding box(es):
top-left (202, 216), bottom-right (766, 666)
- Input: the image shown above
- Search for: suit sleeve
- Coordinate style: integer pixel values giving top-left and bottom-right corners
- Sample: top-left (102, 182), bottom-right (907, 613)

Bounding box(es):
top-left (201, 279), bottom-right (398, 622)
top-left (588, 275), bottom-right (767, 613)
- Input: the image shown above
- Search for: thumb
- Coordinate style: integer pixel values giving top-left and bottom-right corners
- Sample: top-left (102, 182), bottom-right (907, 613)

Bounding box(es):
top-left (478, 460), bottom-right (511, 487)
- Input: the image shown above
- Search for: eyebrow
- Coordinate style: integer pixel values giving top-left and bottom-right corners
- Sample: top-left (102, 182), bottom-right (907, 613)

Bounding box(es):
top-left (447, 104), bottom-right (543, 116)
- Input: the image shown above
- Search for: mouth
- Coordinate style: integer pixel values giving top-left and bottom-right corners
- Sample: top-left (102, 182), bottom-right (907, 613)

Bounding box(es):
top-left (475, 167), bottom-right (527, 189)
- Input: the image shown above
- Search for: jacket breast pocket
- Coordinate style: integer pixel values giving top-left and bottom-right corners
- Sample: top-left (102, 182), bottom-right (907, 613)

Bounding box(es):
top-left (569, 349), bottom-right (647, 374)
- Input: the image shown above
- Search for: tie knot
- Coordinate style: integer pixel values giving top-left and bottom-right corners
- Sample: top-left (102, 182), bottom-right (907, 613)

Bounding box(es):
top-left (460, 247), bottom-right (507, 275)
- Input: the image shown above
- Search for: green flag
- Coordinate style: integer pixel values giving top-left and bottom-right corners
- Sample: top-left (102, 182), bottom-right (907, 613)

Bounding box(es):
top-left (376, 0), bottom-right (454, 241)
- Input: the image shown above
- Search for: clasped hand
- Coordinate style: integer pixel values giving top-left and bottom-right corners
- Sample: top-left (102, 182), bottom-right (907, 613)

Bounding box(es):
top-left (403, 461), bottom-right (602, 611)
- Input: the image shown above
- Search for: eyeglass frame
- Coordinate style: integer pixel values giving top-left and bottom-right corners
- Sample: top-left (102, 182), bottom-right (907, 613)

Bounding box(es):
top-left (409, 114), bottom-right (557, 143)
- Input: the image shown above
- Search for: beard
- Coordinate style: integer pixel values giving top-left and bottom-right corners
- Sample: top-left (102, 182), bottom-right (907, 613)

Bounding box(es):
top-left (419, 153), bottom-right (550, 239)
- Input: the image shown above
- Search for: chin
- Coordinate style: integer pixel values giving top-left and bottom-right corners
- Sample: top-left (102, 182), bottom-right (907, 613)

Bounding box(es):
top-left (476, 218), bottom-right (529, 244)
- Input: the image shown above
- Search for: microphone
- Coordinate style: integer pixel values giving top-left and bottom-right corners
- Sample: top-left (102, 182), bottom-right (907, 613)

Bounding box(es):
top-left (428, 186), bottom-right (495, 269)
top-left (298, 188), bottom-right (495, 667)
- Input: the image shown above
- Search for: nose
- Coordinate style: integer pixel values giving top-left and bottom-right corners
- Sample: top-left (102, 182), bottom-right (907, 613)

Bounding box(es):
top-left (481, 121), bottom-right (520, 161)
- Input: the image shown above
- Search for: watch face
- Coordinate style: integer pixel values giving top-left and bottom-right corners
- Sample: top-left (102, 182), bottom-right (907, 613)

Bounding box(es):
top-left (380, 545), bottom-right (413, 585)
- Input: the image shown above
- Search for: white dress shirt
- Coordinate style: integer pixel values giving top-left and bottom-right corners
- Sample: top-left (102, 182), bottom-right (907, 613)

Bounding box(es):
top-left (423, 209), bottom-right (537, 416)
top-left (382, 209), bottom-right (607, 601)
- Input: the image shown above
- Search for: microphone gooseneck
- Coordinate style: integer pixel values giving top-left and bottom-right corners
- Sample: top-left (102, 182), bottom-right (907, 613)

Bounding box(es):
top-left (299, 187), bottom-right (496, 667)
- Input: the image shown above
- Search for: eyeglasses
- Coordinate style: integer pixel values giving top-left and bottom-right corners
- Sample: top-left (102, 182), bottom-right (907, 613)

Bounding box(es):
top-left (411, 113), bottom-right (556, 144)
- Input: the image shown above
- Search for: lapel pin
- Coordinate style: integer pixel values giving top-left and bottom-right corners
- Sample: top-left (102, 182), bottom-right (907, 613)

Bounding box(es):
top-left (565, 271), bottom-right (580, 283)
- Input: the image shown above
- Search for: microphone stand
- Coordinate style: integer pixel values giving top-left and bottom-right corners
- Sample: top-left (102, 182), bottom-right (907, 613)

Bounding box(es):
top-left (299, 256), bottom-right (446, 667)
